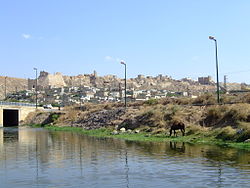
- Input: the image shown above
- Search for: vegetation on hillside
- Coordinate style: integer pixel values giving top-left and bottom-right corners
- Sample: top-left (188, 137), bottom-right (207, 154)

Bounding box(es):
top-left (24, 93), bottom-right (250, 146)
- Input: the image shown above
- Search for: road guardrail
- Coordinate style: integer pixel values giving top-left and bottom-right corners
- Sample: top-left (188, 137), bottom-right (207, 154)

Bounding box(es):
top-left (0, 101), bottom-right (36, 107)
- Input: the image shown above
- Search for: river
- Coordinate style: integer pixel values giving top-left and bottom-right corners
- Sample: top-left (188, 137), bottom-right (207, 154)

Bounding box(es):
top-left (0, 127), bottom-right (250, 188)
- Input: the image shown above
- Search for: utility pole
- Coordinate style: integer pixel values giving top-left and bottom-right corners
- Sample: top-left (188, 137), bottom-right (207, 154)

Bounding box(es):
top-left (121, 61), bottom-right (127, 108)
top-left (4, 76), bottom-right (7, 100)
top-left (34, 68), bottom-right (38, 109)
top-left (79, 78), bottom-right (82, 110)
top-left (119, 83), bottom-right (122, 101)
top-left (209, 36), bottom-right (220, 104)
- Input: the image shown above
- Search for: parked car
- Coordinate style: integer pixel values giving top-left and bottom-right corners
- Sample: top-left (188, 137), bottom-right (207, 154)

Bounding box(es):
top-left (43, 104), bottom-right (53, 109)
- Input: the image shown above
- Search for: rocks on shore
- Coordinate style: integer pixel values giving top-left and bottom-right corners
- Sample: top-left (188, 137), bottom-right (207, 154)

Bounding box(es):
top-left (111, 127), bottom-right (140, 135)
top-left (72, 108), bottom-right (126, 129)
top-left (244, 139), bottom-right (250, 143)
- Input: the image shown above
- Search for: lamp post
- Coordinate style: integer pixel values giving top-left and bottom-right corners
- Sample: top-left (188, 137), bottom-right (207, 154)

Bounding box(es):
top-left (79, 78), bottom-right (82, 110)
top-left (209, 36), bottom-right (220, 104)
top-left (4, 76), bottom-right (7, 100)
top-left (33, 68), bottom-right (38, 109)
top-left (121, 61), bottom-right (127, 108)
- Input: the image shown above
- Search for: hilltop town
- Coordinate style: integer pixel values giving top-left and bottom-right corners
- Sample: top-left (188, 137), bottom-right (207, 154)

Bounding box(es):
top-left (0, 70), bottom-right (247, 106)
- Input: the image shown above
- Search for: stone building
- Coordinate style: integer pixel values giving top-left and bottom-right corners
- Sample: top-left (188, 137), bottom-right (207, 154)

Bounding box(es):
top-left (198, 76), bottom-right (212, 85)
top-left (28, 71), bottom-right (66, 90)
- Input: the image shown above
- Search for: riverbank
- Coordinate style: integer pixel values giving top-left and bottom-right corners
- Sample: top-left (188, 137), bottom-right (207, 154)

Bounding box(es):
top-left (44, 126), bottom-right (250, 151)
top-left (23, 93), bottom-right (250, 150)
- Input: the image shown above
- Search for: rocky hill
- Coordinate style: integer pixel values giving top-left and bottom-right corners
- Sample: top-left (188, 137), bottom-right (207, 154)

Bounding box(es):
top-left (2, 70), bottom-right (245, 100)
top-left (61, 72), bottom-right (217, 93)
top-left (0, 76), bottom-right (28, 99)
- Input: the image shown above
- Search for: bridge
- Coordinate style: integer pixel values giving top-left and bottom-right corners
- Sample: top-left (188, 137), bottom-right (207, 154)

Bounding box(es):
top-left (0, 101), bottom-right (37, 127)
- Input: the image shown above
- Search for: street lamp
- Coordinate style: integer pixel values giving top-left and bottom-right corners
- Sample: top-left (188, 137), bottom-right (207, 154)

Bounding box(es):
top-left (33, 68), bottom-right (38, 109)
top-left (121, 61), bottom-right (127, 108)
top-left (209, 36), bottom-right (220, 104)
top-left (79, 78), bottom-right (82, 110)
top-left (4, 76), bottom-right (7, 100)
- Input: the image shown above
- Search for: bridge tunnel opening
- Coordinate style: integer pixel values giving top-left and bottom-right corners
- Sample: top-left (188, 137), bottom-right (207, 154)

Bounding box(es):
top-left (3, 109), bottom-right (19, 127)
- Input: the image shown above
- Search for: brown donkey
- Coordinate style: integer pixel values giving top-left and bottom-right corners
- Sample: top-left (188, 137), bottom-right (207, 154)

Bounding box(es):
top-left (170, 121), bottom-right (185, 136)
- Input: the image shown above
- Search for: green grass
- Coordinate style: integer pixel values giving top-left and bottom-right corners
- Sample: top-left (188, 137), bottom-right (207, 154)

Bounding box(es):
top-left (43, 125), bottom-right (250, 150)
top-left (28, 124), bottom-right (45, 128)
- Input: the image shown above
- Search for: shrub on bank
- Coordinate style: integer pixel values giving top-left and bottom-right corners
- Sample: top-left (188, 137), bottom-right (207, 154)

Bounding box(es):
top-left (144, 98), bottom-right (159, 106)
top-left (202, 106), bottom-right (224, 127)
top-left (151, 128), bottom-right (167, 135)
top-left (193, 93), bottom-right (216, 105)
top-left (242, 93), bottom-right (250, 104)
top-left (220, 95), bottom-right (237, 104)
top-left (224, 104), bottom-right (250, 123)
top-left (215, 126), bottom-right (237, 141)
top-left (185, 124), bottom-right (204, 135)
top-left (235, 122), bottom-right (250, 142)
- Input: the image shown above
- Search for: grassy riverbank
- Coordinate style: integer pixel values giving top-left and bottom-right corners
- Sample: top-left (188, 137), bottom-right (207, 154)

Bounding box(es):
top-left (23, 93), bottom-right (250, 151)
top-left (44, 126), bottom-right (250, 151)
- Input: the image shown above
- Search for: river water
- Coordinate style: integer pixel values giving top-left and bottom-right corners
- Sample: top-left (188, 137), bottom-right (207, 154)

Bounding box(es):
top-left (1, 127), bottom-right (250, 188)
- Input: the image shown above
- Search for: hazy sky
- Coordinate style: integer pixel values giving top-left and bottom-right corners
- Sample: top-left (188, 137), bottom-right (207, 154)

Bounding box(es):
top-left (1, 0), bottom-right (250, 83)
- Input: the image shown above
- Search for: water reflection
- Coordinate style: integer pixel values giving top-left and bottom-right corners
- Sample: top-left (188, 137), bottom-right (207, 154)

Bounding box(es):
top-left (0, 127), bottom-right (19, 143)
top-left (0, 128), bottom-right (250, 188)
top-left (169, 142), bottom-right (185, 153)
top-left (124, 150), bottom-right (129, 188)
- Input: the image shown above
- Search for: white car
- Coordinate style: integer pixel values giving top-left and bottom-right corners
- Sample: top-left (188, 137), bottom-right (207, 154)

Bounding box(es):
top-left (43, 104), bottom-right (53, 109)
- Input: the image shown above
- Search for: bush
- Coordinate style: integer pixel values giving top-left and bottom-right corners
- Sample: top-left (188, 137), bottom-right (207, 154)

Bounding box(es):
top-left (202, 105), bottom-right (228, 127)
top-left (193, 93), bottom-right (216, 105)
top-left (163, 105), bottom-right (180, 121)
top-left (186, 124), bottom-right (204, 135)
top-left (224, 104), bottom-right (249, 122)
top-left (51, 113), bottom-right (60, 122)
top-left (145, 98), bottom-right (158, 106)
top-left (235, 122), bottom-right (250, 142)
top-left (175, 97), bottom-right (192, 105)
top-left (220, 95), bottom-right (237, 104)
top-left (145, 108), bottom-right (165, 127)
top-left (215, 126), bottom-right (237, 141)
top-left (151, 128), bottom-right (167, 135)
top-left (160, 97), bottom-right (173, 105)
top-left (242, 93), bottom-right (250, 103)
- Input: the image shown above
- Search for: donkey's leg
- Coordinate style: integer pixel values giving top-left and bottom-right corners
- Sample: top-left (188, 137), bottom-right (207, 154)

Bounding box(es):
top-left (181, 129), bottom-right (185, 136)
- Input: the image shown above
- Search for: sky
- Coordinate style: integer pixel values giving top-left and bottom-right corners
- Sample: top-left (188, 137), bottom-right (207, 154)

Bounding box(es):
top-left (0, 0), bottom-right (250, 84)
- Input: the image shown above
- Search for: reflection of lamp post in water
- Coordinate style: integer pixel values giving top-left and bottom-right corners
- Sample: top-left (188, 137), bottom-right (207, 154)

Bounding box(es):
top-left (125, 150), bottom-right (129, 188)
top-left (35, 131), bottom-right (39, 182)
top-left (79, 138), bottom-right (83, 177)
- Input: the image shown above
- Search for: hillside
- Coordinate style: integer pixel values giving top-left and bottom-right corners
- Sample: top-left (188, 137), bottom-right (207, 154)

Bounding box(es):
top-left (0, 76), bottom-right (27, 99)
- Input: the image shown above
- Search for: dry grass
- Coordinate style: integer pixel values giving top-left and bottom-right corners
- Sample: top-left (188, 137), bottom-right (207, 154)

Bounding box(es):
top-left (241, 93), bottom-right (250, 104)
top-left (224, 104), bottom-right (250, 122)
top-left (193, 93), bottom-right (216, 105)
top-left (49, 96), bottom-right (250, 137)
top-left (215, 126), bottom-right (237, 141)
top-left (151, 128), bottom-right (167, 135)
top-left (201, 104), bottom-right (250, 127)
top-left (235, 122), bottom-right (250, 142)
top-left (57, 105), bottom-right (80, 125)
top-left (185, 124), bottom-right (205, 135)
top-left (220, 95), bottom-right (238, 104)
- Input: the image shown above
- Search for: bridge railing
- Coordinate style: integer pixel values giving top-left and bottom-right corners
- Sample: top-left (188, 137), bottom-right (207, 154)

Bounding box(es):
top-left (0, 101), bottom-right (36, 107)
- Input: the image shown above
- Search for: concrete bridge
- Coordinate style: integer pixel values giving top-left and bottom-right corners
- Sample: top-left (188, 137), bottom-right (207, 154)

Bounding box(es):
top-left (0, 102), bottom-right (37, 127)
